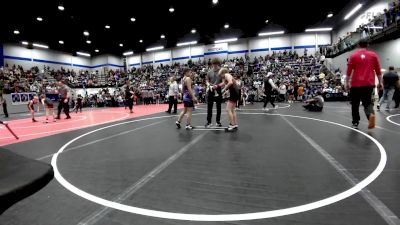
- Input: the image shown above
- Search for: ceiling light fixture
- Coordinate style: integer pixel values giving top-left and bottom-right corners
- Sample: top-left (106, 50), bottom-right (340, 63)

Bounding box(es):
top-left (95, 49), bottom-right (99, 53)
top-left (191, 29), bottom-right (196, 34)
top-left (77, 52), bottom-right (91, 57)
top-left (83, 31), bottom-right (89, 36)
top-left (21, 41), bottom-right (29, 45)
top-left (214, 38), bottom-right (238, 44)
top-left (59, 40), bottom-right (64, 44)
top-left (58, 5), bottom-right (64, 11)
top-left (105, 25), bottom-right (110, 29)
top-left (177, 41), bottom-right (198, 47)
top-left (344, 3), bottom-right (363, 20)
top-left (86, 40), bottom-right (91, 44)
top-left (327, 13), bottom-right (333, 18)
top-left (14, 30), bottom-right (20, 35)
top-left (161, 34), bottom-right (165, 39)
top-left (265, 20), bottom-right (269, 23)
top-left (169, 7), bottom-right (175, 13)
top-left (32, 43), bottom-right (49, 49)
top-left (224, 24), bottom-right (229, 29)
top-left (119, 43), bottom-right (123, 47)
top-left (305, 27), bottom-right (333, 32)
top-left (258, 31), bottom-right (285, 36)
top-left (139, 40), bottom-right (143, 43)
top-left (212, 0), bottom-right (218, 4)
top-left (37, 17), bottom-right (43, 22)
top-left (123, 51), bottom-right (134, 56)
top-left (146, 46), bottom-right (164, 52)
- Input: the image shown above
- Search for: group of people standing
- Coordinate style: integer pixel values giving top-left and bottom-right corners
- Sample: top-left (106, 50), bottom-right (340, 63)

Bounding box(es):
top-left (174, 58), bottom-right (240, 131)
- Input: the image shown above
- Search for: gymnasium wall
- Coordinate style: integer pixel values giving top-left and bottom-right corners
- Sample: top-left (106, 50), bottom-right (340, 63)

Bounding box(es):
top-left (2, 32), bottom-right (331, 72)
top-left (126, 33), bottom-right (331, 68)
top-left (330, 37), bottom-right (400, 74)
top-left (333, 0), bottom-right (392, 42)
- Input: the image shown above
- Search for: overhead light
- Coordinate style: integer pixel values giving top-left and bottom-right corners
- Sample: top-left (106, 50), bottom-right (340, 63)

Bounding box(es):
top-left (146, 46), bottom-right (164, 52)
top-left (139, 39), bottom-right (143, 43)
top-left (83, 31), bottom-right (89, 36)
top-left (327, 13), bottom-right (333, 18)
top-left (95, 49), bottom-right (99, 53)
top-left (224, 24), bottom-right (229, 29)
top-left (119, 43), bottom-right (123, 47)
top-left (123, 51), bottom-right (134, 56)
top-left (191, 29), bottom-right (196, 34)
top-left (344, 3), bottom-right (363, 20)
top-left (265, 20), bottom-right (269, 23)
top-left (14, 30), bottom-right (20, 35)
top-left (58, 5), bottom-right (64, 11)
top-left (86, 40), bottom-right (91, 44)
top-left (169, 7), bottom-right (175, 13)
top-left (212, 0), bottom-right (218, 4)
top-left (105, 25), bottom-right (110, 29)
top-left (21, 41), bottom-right (29, 45)
top-left (259, 31), bottom-right (285, 36)
top-left (33, 43), bottom-right (49, 49)
top-left (305, 27), bottom-right (333, 32)
top-left (177, 41), bottom-right (198, 47)
top-left (130, 17), bottom-right (136, 22)
top-left (59, 40), bottom-right (64, 44)
top-left (367, 26), bottom-right (383, 29)
top-left (37, 17), bottom-right (43, 22)
top-left (77, 52), bottom-right (91, 57)
top-left (161, 34), bottom-right (165, 39)
top-left (215, 38), bottom-right (238, 44)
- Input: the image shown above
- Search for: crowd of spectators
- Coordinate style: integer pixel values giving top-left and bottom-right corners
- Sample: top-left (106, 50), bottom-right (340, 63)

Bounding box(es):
top-left (323, 1), bottom-right (400, 56)
top-left (1, 47), bottom-right (347, 109)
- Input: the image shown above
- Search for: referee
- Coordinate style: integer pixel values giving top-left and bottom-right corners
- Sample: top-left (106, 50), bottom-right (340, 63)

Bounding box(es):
top-left (56, 81), bottom-right (71, 120)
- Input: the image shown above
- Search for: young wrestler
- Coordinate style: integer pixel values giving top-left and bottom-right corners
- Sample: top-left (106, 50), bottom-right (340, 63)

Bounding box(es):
top-left (215, 68), bottom-right (240, 131)
top-left (27, 96), bottom-right (39, 122)
top-left (40, 95), bottom-right (56, 123)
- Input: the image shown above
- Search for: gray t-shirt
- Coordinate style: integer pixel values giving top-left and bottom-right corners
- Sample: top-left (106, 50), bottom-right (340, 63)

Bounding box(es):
top-left (207, 68), bottom-right (222, 85)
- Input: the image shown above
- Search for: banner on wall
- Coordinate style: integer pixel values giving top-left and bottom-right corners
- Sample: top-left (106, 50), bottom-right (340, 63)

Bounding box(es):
top-left (205, 43), bottom-right (228, 54)
top-left (11, 92), bottom-right (36, 105)
top-left (205, 43), bottom-right (228, 60)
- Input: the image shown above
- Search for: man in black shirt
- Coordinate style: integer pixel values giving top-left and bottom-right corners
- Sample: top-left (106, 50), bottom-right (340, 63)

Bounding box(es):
top-left (125, 83), bottom-right (134, 113)
top-left (205, 58), bottom-right (222, 127)
top-left (55, 81), bottom-right (71, 119)
top-left (378, 66), bottom-right (399, 110)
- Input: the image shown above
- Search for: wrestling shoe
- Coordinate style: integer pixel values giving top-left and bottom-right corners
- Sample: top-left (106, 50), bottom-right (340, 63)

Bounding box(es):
top-left (176, 121), bottom-right (181, 129)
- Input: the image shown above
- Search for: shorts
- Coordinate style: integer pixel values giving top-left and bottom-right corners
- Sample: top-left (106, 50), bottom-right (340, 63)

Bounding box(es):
top-left (229, 86), bottom-right (240, 103)
top-left (183, 100), bottom-right (194, 108)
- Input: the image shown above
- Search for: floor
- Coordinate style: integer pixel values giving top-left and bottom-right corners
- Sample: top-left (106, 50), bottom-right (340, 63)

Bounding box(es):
top-left (0, 102), bottom-right (399, 225)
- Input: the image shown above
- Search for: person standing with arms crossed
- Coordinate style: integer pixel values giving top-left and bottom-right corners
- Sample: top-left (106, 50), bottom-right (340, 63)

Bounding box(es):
top-left (205, 58), bottom-right (222, 128)
top-left (55, 81), bottom-right (71, 120)
top-left (346, 40), bottom-right (382, 129)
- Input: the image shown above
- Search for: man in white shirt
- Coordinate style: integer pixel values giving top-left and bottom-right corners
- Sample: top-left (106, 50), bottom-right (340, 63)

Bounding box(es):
top-left (166, 76), bottom-right (179, 114)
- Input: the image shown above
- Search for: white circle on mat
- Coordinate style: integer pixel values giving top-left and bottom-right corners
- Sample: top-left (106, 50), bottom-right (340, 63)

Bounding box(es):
top-left (386, 114), bottom-right (400, 127)
top-left (51, 113), bottom-right (387, 221)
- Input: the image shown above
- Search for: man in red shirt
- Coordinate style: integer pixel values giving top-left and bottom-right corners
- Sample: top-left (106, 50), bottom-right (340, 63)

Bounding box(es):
top-left (346, 40), bottom-right (383, 129)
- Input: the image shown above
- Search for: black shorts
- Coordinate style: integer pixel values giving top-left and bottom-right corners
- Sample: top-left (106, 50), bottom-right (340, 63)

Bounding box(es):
top-left (229, 86), bottom-right (240, 103)
top-left (183, 100), bottom-right (194, 108)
